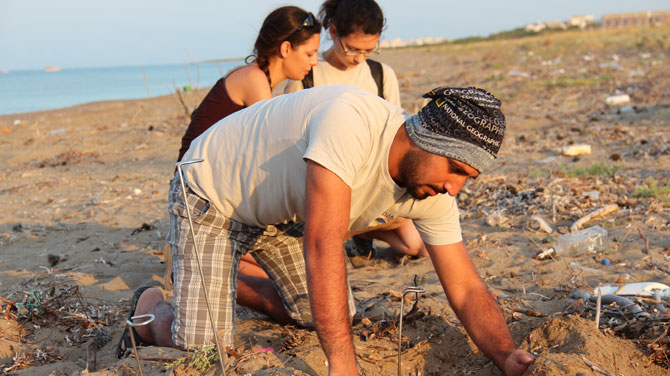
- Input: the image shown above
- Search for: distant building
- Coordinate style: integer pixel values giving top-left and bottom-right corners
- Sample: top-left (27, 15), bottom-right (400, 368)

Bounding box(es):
top-left (650, 9), bottom-right (670, 26)
top-left (602, 10), bottom-right (670, 28)
top-left (568, 15), bottom-right (595, 29)
top-left (524, 22), bottom-right (546, 33)
top-left (545, 20), bottom-right (567, 29)
top-left (380, 37), bottom-right (444, 49)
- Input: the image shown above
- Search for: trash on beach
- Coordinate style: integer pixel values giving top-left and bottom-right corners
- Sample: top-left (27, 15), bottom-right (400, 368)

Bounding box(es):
top-left (13, 119), bottom-right (22, 125)
top-left (560, 144), bottom-right (591, 156)
top-left (527, 215), bottom-right (553, 233)
top-left (594, 282), bottom-right (670, 299)
top-left (486, 212), bottom-right (508, 227)
top-left (605, 94), bottom-right (630, 106)
top-left (508, 70), bottom-right (529, 78)
top-left (536, 225), bottom-right (610, 259)
top-left (570, 204), bottom-right (618, 232)
top-left (535, 247), bottom-right (557, 260)
top-left (599, 61), bottom-right (622, 70)
top-left (50, 128), bottom-right (66, 135)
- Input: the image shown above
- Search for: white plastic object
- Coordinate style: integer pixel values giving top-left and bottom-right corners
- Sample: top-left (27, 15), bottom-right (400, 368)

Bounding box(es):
top-left (560, 144), bottom-right (591, 157)
top-left (605, 94), bottom-right (630, 106)
top-left (594, 282), bottom-right (670, 298)
top-left (556, 225), bottom-right (608, 255)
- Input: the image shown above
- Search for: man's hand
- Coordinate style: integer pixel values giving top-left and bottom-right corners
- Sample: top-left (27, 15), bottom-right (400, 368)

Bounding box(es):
top-left (427, 242), bottom-right (530, 374)
top-left (504, 349), bottom-right (534, 376)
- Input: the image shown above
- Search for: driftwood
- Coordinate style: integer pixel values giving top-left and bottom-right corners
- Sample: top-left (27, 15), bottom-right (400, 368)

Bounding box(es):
top-left (172, 79), bottom-right (190, 117)
top-left (570, 204), bottom-right (619, 232)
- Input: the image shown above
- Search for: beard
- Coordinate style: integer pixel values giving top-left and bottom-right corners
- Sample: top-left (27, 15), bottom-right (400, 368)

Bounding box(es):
top-left (395, 150), bottom-right (444, 200)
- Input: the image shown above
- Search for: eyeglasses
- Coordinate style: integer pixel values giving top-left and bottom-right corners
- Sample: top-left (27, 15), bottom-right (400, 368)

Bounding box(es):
top-left (286, 13), bottom-right (315, 40)
top-left (337, 35), bottom-right (380, 57)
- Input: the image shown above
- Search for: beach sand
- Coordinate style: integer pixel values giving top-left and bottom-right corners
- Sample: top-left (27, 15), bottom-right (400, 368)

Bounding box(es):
top-left (0, 26), bottom-right (669, 375)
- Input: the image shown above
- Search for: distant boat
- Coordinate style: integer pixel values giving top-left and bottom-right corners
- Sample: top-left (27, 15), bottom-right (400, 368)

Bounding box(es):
top-left (44, 66), bottom-right (61, 72)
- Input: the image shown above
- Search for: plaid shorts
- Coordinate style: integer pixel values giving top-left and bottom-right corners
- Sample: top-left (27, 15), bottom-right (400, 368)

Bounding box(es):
top-left (166, 176), bottom-right (355, 347)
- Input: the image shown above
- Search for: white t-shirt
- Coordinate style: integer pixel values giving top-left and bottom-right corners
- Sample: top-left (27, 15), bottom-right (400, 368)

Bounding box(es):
top-left (284, 56), bottom-right (401, 107)
top-left (183, 86), bottom-right (461, 246)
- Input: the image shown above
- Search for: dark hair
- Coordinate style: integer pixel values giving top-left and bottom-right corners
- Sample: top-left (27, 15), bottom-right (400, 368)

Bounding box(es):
top-left (246, 6), bottom-right (321, 86)
top-left (319, 0), bottom-right (385, 37)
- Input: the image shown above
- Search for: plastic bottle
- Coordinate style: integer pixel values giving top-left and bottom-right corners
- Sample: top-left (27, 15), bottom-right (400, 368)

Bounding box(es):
top-left (556, 225), bottom-right (608, 256)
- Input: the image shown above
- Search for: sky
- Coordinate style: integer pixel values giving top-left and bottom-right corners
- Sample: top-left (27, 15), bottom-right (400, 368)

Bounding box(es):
top-left (1, 0), bottom-right (669, 70)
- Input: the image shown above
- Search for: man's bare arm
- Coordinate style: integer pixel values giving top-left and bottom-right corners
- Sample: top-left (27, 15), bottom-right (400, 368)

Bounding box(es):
top-left (426, 242), bottom-right (534, 375)
top-left (303, 160), bottom-right (357, 375)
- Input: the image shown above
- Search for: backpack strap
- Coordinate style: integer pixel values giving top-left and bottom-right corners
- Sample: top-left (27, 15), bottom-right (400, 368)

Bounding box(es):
top-left (366, 59), bottom-right (384, 98)
top-left (301, 68), bottom-right (314, 89)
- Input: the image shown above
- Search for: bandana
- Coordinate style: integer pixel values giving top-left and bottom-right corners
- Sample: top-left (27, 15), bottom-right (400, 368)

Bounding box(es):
top-left (405, 86), bottom-right (506, 172)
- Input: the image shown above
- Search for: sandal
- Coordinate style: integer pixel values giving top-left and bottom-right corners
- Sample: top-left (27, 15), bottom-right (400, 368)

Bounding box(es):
top-left (116, 286), bottom-right (153, 359)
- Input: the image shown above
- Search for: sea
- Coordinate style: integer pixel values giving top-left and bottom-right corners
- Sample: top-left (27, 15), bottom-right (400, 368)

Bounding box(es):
top-left (0, 61), bottom-right (241, 116)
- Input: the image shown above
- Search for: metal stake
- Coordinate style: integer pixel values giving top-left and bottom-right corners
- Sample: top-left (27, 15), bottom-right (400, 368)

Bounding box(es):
top-left (126, 313), bottom-right (155, 376)
top-left (397, 286), bottom-right (425, 376)
top-left (176, 158), bottom-right (227, 375)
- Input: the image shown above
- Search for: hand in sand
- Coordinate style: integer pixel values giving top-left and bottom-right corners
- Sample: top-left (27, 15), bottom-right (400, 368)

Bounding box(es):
top-left (504, 348), bottom-right (534, 376)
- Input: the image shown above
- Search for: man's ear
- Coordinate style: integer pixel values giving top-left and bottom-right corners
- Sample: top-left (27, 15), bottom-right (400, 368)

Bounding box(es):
top-left (279, 40), bottom-right (292, 58)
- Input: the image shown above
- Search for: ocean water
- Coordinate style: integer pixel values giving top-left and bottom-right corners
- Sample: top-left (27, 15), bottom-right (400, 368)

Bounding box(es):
top-left (0, 61), bottom-right (241, 116)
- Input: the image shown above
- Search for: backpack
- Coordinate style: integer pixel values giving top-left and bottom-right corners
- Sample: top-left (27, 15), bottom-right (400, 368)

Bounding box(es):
top-left (302, 59), bottom-right (384, 98)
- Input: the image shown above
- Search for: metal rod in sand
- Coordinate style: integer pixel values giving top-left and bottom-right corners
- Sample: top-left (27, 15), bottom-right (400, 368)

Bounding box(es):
top-left (176, 158), bottom-right (227, 375)
top-left (398, 286), bottom-right (425, 376)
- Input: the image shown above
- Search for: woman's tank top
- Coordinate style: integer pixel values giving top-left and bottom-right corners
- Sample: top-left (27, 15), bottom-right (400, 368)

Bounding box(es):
top-left (177, 76), bottom-right (245, 161)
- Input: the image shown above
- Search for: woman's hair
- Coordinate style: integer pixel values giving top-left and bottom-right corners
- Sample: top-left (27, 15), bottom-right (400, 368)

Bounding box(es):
top-left (319, 0), bottom-right (385, 37)
top-left (247, 6), bottom-right (321, 85)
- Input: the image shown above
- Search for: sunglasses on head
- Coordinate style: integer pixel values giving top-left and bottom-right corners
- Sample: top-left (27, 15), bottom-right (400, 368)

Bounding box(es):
top-left (286, 13), bottom-right (315, 40)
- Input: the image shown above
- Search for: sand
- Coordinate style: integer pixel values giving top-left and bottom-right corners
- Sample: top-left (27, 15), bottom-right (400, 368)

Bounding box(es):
top-left (1, 25), bottom-right (669, 375)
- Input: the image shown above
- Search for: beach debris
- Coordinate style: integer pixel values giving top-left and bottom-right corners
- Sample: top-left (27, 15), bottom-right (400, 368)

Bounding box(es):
top-left (605, 94), bottom-right (630, 106)
top-left (535, 247), bottom-right (557, 260)
top-left (47, 253), bottom-right (65, 267)
top-left (88, 326), bottom-right (112, 371)
top-left (562, 288), bottom-right (670, 369)
top-left (594, 282), bottom-right (670, 299)
top-left (557, 225), bottom-right (608, 255)
top-left (49, 128), bottom-right (66, 135)
top-left (486, 212), bottom-right (508, 227)
top-left (13, 119), bottom-right (22, 125)
top-left (560, 144), bottom-right (591, 156)
top-left (568, 290), bottom-right (648, 319)
top-left (570, 204), bottom-right (618, 232)
top-left (527, 215), bottom-right (554, 233)
top-left (133, 188), bottom-right (142, 195)
top-left (131, 222), bottom-right (157, 235)
top-left (508, 70), bottom-right (529, 78)
top-left (582, 356), bottom-right (615, 376)
top-left (600, 258), bottom-right (610, 266)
